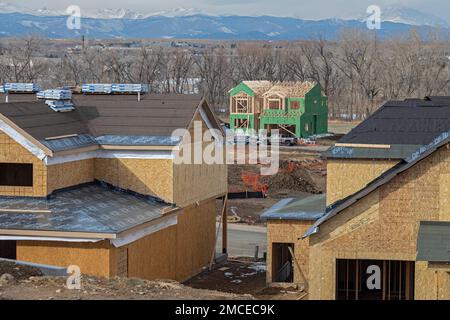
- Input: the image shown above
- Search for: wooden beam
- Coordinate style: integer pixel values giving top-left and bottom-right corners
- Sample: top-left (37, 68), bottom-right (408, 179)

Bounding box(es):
top-left (100, 145), bottom-right (177, 151)
top-left (334, 143), bottom-right (391, 149)
top-left (222, 195), bottom-right (228, 254)
top-left (0, 209), bottom-right (52, 214)
top-left (209, 194), bottom-right (228, 270)
top-left (288, 246), bottom-right (308, 291)
top-left (0, 229), bottom-right (116, 239)
top-left (45, 134), bottom-right (79, 141)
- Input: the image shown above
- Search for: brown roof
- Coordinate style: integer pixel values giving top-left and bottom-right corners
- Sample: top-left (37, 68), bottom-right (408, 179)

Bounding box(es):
top-left (0, 93), bottom-right (211, 146)
top-left (0, 100), bottom-right (89, 140)
top-left (0, 93), bottom-right (39, 103)
top-left (72, 93), bottom-right (203, 137)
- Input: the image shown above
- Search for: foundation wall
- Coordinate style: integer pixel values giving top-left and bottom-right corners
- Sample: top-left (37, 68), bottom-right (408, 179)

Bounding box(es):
top-left (309, 145), bottom-right (450, 300)
top-left (0, 132), bottom-right (47, 197)
top-left (266, 220), bottom-right (313, 285)
top-left (326, 159), bottom-right (398, 205)
top-left (16, 240), bottom-right (113, 278)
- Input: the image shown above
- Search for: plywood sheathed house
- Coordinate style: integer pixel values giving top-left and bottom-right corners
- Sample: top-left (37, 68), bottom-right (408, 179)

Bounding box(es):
top-left (304, 97), bottom-right (450, 300)
top-left (262, 97), bottom-right (450, 299)
top-left (0, 93), bottom-right (227, 282)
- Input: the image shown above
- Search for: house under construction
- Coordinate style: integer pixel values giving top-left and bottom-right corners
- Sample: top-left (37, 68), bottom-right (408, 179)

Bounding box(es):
top-left (229, 81), bottom-right (328, 138)
top-left (263, 96), bottom-right (450, 300)
top-left (0, 85), bottom-right (228, 281)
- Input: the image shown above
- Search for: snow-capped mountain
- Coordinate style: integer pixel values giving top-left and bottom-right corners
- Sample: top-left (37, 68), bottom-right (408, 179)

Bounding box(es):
top-left (381, 6), bottom-right (448, 27)
top-left (343, 5), bottom-right (449, 28)
top-left (0, 2), bottom-right (448, 40)
top-left (0, 2), bottom-right (209, 19)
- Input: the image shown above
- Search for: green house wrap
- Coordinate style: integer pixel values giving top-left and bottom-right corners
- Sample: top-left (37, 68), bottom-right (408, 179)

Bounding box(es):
top-left (229, 81), bottom-right (328, 138)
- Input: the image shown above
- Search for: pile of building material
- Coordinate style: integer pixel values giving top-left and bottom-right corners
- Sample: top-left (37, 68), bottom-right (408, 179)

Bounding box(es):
top-left (37, 89), bottom-right (72, 100)
top-left (3, 83), bottom-right (42, 93)
top-left (45, 100), bottom-right (75, 112)
top-left (111, 84), bottom-right (149, 93)
top-left (82, 83), bottom-right (149, 94)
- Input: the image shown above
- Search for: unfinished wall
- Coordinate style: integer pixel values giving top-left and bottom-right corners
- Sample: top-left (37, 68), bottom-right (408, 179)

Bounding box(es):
top-left (173, 110), bottom-right (227, 207)
top-left (266, 220), bottom-right (313, 285)
top-left (326, 159), bottom-right (399, 205)
top-left (16, 240), bottom-right (113, 278)
top-left (47, 159), bottom-right (95, 194)
top-left (0, 131), bottom-right (47, 197)
top-left (94, 158), bottom-right (174, 203)
top-left (415, 262), bottom-right (450, 300)
top-left (118, 198), bottom-right (217, 281)
top-left (18, 198), bottom-right (217, 281)
top-left (309, 145), bottom-right (450, 300)
top-left (173, 162), bottom-right (227, 207)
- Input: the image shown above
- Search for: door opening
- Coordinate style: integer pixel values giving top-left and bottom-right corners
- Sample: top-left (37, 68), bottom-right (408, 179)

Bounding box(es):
top-left (272, 243), bottom-right (294, 283)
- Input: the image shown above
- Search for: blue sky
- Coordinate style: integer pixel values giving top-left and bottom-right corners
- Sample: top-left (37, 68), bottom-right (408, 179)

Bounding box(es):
top-left (9, 0), bottom-right (450, 21)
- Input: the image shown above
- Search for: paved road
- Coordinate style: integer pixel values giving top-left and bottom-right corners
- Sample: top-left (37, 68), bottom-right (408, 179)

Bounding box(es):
top-left (216, 223), bottom-right (267, 258)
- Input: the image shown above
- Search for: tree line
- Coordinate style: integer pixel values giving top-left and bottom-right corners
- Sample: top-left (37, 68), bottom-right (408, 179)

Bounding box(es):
top-left (0, 29), bottom-right (449, 120)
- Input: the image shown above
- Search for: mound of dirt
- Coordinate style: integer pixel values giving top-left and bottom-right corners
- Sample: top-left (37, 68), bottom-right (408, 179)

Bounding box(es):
top-left (261, 168), bottom-right (322, 194)
top-left (261, 159), bottom-right (326, 194)
top-left (0, 261), bottom-right (42, 281)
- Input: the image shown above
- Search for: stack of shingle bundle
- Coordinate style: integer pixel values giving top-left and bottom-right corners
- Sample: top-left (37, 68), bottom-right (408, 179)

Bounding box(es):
top-left (37, 89), bottom-right (72, 100)
top-left (82, 84), bottom-right (113, 94)
top-left (4, 83), bottom-right (42, 92)
top-left (111, 84), bottom-right (149, 93)
top-left (45, 100), bottom-right (75, 112)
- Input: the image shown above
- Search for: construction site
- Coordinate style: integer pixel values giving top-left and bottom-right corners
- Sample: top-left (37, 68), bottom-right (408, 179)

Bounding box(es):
top-left (0, 80), bottom-right (449, 302)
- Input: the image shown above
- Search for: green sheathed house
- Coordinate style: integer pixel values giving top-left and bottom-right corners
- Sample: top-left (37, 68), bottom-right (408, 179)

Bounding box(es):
top-left (229, 81), bottom-right (328, 138)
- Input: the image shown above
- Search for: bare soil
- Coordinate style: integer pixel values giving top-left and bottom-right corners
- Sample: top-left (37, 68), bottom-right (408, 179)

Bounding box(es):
top-left (0, 261), bottom-right (250, 300)
top-left (186, 259), bottom-right (307, 300)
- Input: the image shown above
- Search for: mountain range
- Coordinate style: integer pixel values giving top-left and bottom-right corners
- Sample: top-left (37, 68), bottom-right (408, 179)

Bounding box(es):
top-left (0, 2), bottom-right (448, 40)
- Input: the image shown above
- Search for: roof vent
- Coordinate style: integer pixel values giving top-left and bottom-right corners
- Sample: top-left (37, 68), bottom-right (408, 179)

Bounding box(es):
top-left (2, 83), bottom-right (41, 93)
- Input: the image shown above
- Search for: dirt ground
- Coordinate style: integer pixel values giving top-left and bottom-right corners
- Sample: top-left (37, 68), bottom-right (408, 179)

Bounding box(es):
top-left (185, 259), bottom-right (307, 300)
top-left (0, 259), bottom-right (306, 300)
top-left (0, 261), bottom-right (251, 300)
top-left (226, 143), bottom-right (327, 224)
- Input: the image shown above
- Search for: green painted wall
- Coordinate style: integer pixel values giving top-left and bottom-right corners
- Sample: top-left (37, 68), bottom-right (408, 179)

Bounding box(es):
top-left (229, 82), bottom-right (328, 138)
top-left (230, 114), bottom-right (256, 133)
top-left (229, 83), bottom-right (255, 97)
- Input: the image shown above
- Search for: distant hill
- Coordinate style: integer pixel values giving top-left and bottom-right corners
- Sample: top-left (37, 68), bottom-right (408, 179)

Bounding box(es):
top-left (0, 4), bottom-right (447, 40)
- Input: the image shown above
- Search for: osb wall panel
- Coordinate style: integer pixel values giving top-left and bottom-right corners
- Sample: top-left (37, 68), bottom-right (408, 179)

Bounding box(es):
top-left (174, 198), bottom-right (216, 281)
top-left (326, 159), bottom-right (398, 205)
top-left (16, 240), bottom-right (112, 278)
top-left (173, 161), bottom-right (227, 207)
top-left (266, 220), bottom-right (313, 285)
top-left (94, 158), bottom-right (174, 203)
top-left (0, 132), bottom-right (47, 197)
top-left (415, 262), bottom-right (450, 300)
top-left (173, 110), bottom-right (227, 207)
top-left (47, 159), bottom-right (95, 194)
top-left (309, 145), bottom-right (450, 300)
top-left (113, 198), bottom-right (216, 281)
